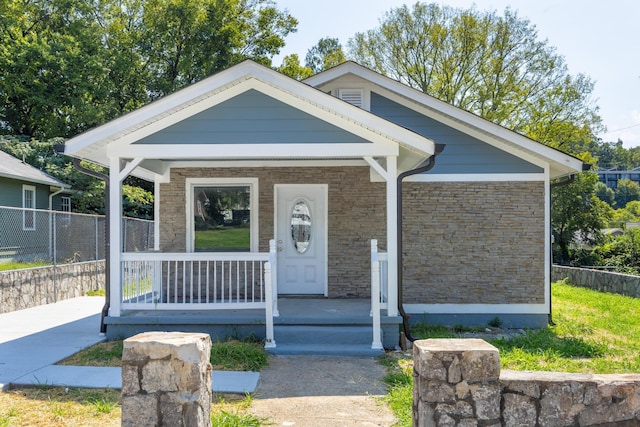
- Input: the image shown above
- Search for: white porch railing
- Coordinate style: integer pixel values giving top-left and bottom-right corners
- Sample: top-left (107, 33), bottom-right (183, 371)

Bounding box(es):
top-left (120, 240), bottom-right (278, 346)
top-left (371, 239), bottom-right (389, 350)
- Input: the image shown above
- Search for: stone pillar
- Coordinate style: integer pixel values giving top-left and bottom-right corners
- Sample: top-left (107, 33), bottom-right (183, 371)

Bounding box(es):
top-left (413, 338), bottom-right (501, 426)
top-left (122, 332), bottom-right (212, 427)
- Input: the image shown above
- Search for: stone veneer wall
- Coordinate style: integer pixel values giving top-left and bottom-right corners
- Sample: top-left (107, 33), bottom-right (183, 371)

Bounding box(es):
top-left (0, 260), bottom-right (104, 313)
top-left (552, 265), bottom-right (640, 298)
top-left (402, 181), bottom-right (545, 304)
top-left (413, 339), bottom-right (640, 426)
top-left (122, 332), bottom-right (212, 427)
top-left (161, 167), bottom-right (386, 298)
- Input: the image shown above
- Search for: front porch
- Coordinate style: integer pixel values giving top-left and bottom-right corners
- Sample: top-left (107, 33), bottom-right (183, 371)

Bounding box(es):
top-left (106, 239), bottom-right (399, 354)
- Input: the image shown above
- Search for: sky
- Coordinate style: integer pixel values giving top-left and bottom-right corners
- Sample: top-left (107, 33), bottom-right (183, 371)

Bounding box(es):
top-left (273, 0), bottom-right (640, 148)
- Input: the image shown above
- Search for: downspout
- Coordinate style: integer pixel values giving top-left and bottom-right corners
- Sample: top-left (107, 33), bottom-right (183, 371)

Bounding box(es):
top-left (55, 145), bottom-right (111, 334)
top-left (397, 143), bottom-right (445, 342)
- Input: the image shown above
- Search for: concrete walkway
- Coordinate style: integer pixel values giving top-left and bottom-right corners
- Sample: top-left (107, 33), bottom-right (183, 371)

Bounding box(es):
top-left (0, 296), bottom-right (258, 393)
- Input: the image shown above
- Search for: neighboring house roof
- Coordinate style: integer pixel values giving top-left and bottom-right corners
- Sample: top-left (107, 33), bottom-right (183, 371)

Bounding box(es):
top-left (0, 150), bottom-right (69, 188)
top-left (64, 60), bottom-right (436, 180)
top-left (305, 61), bottom-right (583, 178)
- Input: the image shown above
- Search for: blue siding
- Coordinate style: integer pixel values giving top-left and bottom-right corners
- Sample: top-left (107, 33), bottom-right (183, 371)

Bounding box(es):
top-left (135, 89), bottom-right (370, 145)
top-left (0, 177), bottom-right (22, 207)
top-left (370, 93), bottom-right (543, 174)
top-left (0, 177), bottom-right (50, 209)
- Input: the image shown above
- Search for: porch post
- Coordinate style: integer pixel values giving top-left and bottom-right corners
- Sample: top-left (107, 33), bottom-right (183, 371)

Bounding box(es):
top-left (109, 157), bottom-right (123, 317)
top-left (386, 156), bottom-right (399, 317)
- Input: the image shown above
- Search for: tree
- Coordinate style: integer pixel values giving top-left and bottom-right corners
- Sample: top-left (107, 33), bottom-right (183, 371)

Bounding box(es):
top-left (594, 181), bottom-right (615, 207)
top-left (552, 171), bottom-right (613, 263)
top-left (0, 137), bottom-right (154, 218)
top-left (0, 0), bottom-right (298, 139)
top-left (305, 37), bottom-right (346, 73)
top-left (614, 179), bottom-right (640, 208)
top-left (348, 3), bottom-right (602, 152)
top-left (277, 54), bottom-right (313, 80)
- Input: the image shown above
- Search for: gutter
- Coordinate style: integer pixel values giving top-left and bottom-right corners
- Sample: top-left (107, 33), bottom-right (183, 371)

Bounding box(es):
top-left (55, 145), bottom-right (111, 334)
top-left (396, 144), bottom-right (446, 342)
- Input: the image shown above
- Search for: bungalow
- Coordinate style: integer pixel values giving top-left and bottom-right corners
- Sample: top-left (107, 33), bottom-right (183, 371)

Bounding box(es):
top-left (0, 150), bottom-right (71, 262)
top-left (63, 60), bottom-right (582, 354)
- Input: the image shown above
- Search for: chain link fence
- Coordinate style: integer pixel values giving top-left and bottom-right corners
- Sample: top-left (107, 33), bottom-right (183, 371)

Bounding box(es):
top-left (0, 206), bottom-right (154, 265)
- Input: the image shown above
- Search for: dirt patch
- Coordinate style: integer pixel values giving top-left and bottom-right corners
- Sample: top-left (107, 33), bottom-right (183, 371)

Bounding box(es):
top-left (247, 355), bottom-right (396, 427)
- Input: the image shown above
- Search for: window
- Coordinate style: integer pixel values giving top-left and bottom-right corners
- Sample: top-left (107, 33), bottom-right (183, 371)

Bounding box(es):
top-left (60, 196), bottom-right (71, 225)
top-left (187, 178), bottom-right (258, 252)
top-left (61, 196), bottom-right (71, 213)
top-left (22, 185), bottom-right (35, 230)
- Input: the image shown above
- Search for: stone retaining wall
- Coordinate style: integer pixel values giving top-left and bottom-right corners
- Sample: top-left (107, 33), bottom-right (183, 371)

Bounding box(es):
top-left (0, 260), bottom-right (105, 313)
top-left (413, 339), bottom-right (640, 426)
top-left (552, 265), bottom-right (640, 298)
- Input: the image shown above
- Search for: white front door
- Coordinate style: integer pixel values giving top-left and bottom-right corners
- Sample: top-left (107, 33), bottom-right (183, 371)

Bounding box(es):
top-left (275, 184), bottom-right (327, 295)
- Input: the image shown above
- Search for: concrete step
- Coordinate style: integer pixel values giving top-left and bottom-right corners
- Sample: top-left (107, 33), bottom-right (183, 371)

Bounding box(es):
top-left (267, 325), bottom-right (384, 356)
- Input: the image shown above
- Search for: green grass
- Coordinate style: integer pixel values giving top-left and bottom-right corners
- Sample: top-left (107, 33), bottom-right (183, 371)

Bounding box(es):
top-left (0, 260), bottom-right (50, 271)
top-left (209, 338), bottom-right (268, 372)
top-left (195, 226), bottom-right (250, 251)
top-left (59, 337), bottom-right (269, 372)
top-left (383, 280), bottom-right (640, 426)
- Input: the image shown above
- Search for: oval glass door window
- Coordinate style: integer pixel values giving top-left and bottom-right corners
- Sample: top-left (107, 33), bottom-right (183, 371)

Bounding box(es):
top-left (291, 200), bottom-right (311, 253)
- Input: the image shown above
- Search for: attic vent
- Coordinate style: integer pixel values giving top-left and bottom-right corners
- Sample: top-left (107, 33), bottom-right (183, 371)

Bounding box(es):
top-left (337, 89), bottom-right (364, 108)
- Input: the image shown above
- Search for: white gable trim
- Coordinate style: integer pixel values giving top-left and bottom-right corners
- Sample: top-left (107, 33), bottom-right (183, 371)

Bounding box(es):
top-left (65, 61), bottom-right (435, 168)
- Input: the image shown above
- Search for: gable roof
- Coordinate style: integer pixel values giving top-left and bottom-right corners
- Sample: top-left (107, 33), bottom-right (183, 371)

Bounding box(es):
top-left (304, 61), bottom-right (583, 178)
top-left (64, 60), bottom-right (436, 180)
top-left (0, 150), bottom-right (69, 188)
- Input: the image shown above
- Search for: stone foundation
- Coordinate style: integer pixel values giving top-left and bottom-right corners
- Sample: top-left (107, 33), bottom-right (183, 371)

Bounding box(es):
top-left (413, 339), bottom-right (640, 426)
top-left (122, 332), bottom-right (213, 427)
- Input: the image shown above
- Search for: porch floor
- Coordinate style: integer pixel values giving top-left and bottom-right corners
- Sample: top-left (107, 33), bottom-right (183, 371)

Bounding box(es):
top-left (104, 298), bottom-right (402, 351)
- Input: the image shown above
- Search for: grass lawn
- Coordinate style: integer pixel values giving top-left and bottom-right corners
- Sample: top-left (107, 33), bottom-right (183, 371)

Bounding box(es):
top-left (0, 261), bottom-right (50, 271)
top-left (1, 339), bottom-right (268, 427)
top-left (195, 226), bottom-right (250, 251)
top-left (382, 280), bottom-right (640, 426)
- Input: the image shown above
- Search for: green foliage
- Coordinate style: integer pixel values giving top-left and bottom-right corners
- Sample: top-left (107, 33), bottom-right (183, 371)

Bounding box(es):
top-left (210, 409), bottom-right (266, 427)
top-left (0, 0), bottom-right (297, 140)
top-left (0, 137), bottom-right (154, 217)
top-left (305, 37), bottom-right (346, 73)
top-left (552, 171), bottom-right (613, 263)
top-left (594, 181), bottom-right (615, 206)
top-left (348, 3), bottom-right (602, 152)
top-left (614, 178), bottom-right (640, 208)
top-left (277, 54), bottom-right (314, 79)
top-left (0, 260), bottom-right (50, 271)
top-left (210, 339), bottom-right (268, 372)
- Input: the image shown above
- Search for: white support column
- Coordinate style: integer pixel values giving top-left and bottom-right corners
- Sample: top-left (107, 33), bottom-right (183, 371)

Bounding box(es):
top-left (386, 156), bottom-right (399, 317)
top-left (154, 179), bottom-right (161, 251)
top-left (109, 157), bottom-right (124, 317)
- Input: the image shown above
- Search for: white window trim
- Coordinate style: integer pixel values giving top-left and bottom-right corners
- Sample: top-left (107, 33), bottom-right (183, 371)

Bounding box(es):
top-left (22, 185), bottom-right (36, 231)
top-left (185, 177), bottom-right (259, 252)
top-left (61, 196), bottom-right (71, 213)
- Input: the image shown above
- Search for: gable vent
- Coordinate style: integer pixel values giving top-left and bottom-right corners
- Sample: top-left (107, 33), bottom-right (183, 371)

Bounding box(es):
top-left (337, 89), bottom-right (364, 108)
